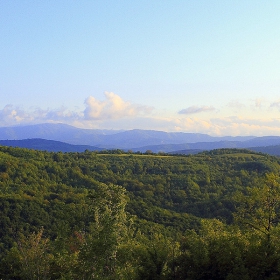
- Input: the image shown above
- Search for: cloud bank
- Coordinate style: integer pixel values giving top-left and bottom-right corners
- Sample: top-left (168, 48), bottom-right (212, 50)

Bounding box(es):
top-left (2, 94), bottom-right (280, 136)
top-left (0, 104), bottom-right (82, 125)
top-left (0, 92), bottom-right (153, 127)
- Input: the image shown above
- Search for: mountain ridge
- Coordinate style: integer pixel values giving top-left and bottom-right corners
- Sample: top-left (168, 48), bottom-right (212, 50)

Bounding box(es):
top-left (1, 123), bottom-right (280, 155)
top-left (0, 123), bottom-right (256, 149)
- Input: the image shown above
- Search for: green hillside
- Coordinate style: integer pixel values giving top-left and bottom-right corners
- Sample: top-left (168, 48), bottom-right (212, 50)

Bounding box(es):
top-left (1, 146), bottom-right (280, 279)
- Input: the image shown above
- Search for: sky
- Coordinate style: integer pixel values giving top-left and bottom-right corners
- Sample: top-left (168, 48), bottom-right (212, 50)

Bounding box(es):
top-left (1, 1), bottom-right (280, 136)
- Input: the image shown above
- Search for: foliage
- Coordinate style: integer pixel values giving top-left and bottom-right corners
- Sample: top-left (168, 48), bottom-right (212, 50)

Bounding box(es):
top-left (1, 146), bottom-right (280, 278)
top-left (234, 173), bottom-right (280, 241)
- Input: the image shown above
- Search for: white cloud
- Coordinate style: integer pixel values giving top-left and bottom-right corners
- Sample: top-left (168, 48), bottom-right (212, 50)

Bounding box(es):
top-left (178, 106), bottom-right (215, 115)
top-left (84, 92), bottom-right (153, 120)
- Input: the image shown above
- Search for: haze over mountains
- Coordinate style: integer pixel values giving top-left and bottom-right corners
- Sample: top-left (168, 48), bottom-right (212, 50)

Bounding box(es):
top-left (1, 123), bottom-right (280, 155)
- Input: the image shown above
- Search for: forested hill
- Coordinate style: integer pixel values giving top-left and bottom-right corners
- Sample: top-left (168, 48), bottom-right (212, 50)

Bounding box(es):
top-left (1, 146), bottom-right (280, 279)
top-left (0, 138), bottom-right (102, 152)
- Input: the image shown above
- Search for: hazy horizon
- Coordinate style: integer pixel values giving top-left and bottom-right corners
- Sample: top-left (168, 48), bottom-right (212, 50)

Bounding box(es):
top-left (1, 1), bottom-right (280, 136)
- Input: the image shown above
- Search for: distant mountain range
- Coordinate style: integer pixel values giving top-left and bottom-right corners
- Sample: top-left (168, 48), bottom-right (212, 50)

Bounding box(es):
top-left (133, 137), bottom-right (280, 153)
top-left (0, 123), bottom-right (255, 147)
top-left (1, 123), bottom-right (280, 155)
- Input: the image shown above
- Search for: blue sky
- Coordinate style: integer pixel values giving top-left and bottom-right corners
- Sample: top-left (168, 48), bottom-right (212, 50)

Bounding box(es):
top-left (1, 1), bottom-right (280, 136)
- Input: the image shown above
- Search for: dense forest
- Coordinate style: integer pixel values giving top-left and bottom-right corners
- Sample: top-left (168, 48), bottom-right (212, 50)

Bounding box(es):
top-left (1, 145), bottom-right (280, 279)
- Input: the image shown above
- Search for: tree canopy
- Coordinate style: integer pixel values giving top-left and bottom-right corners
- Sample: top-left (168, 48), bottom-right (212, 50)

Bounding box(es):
top-left (1, 146), bottom-right (280, 278)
